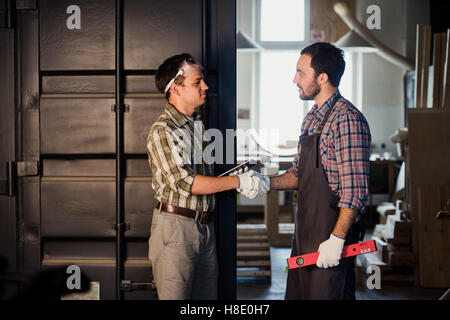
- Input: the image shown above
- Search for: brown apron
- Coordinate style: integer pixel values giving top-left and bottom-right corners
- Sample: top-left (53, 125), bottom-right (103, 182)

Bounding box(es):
top-left (285, 95), bottom-right (363, 300)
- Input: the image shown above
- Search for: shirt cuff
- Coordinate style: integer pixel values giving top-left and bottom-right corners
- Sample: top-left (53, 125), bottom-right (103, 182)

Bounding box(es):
top-left (176, 174), bottom-right (195, 197)
top-left (338, 196), bottom-right (364, 212)
top-left (287, 166), bottom-right (298, 177)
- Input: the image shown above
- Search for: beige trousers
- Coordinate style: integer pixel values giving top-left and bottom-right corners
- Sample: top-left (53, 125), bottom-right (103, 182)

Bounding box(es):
top-left (148, 208), bottom-right (218, 300)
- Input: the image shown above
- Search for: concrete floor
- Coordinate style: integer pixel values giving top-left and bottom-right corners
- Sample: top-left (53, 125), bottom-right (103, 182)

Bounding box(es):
top-left (237, 247), bottom-right (446, 300)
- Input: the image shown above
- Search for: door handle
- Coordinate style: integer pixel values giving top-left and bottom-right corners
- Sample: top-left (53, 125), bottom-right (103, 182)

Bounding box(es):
top-left (436, 199), bottom-right (450, 220)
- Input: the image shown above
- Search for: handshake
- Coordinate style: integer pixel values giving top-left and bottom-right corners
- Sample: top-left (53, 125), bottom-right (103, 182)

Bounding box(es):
top-left (231, 168), bottom-right (271, 199)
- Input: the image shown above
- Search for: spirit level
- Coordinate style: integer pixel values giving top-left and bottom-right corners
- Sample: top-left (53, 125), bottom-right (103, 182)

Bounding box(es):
top-left (287, 240), bottom-right (377, 270)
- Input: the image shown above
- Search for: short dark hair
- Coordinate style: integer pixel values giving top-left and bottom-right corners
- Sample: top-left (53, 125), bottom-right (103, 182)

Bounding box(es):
top-left (155, 53), bottom-right (200, 99)
top-left (300, 42), bottom-right (345, 87)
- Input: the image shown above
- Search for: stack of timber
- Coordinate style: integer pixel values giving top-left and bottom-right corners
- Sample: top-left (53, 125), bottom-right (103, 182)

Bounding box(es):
top-left (237, 224), bottom-right (271, 281)
top-left (359, 201), bottom-right (415, 285)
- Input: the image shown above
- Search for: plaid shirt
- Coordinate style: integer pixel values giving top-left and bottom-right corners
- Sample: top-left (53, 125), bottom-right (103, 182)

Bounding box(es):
top-left (147, 103), bottom-right (215, 212)
top-left (289, 91), bottom-right (371, 213)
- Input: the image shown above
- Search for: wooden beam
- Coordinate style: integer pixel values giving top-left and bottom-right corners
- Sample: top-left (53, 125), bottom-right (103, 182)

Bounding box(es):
top-left (334, 2), bottom-right (414, 70)
top-left (310, 0), bottom-right (355, 43)
top-left (442, 29), bottom-right (450, 108)
top-left (415, 24), bottom-right (424, 108)
top-left (432, 33), bottom-right (444, 108)
top-left (440, 33), bottom-right (448, 108)
top-left (421, 26), bottom-right (432, 108)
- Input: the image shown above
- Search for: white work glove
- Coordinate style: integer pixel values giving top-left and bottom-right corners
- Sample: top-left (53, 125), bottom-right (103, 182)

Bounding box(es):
top-left (248, 171), bottom-right (270, 199)
top-left (236, 169), bottom-right (256, 196)
top-left (316, 233), bottom-right (345, 269)
top-left (236, 170), bottom-right (270, 199)
top-left (229, 167), bottom-right (248, 192)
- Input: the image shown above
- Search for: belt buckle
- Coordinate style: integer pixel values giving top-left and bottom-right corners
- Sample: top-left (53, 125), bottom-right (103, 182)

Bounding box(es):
top-left (194, 210), bottom-right (202, 222)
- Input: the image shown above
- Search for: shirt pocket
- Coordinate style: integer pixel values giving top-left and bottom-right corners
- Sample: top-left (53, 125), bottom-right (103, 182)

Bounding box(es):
top-left (320, 136), bottom-right (332, 163)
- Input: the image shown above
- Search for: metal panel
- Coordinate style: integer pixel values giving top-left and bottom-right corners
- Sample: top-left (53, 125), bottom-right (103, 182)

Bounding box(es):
top-left (41, 180), bottom-right (116, 237)
top-left (125, 75), bottom-right (158, 94)
top-left (123, 0), bottom-right (203, 69)
top-left (42, 240), bottom-right (150, 260)
top-left (124, 180), bottom-right (155, 237)
top-left (126, 158), bottom-right (152, 177)
top-left (40, 98), bottom-right (116, 154)
top-left (0, 29), bottom-right (17, 286)
top-left (124, 98), bottom-right (165, 154)
top-left (42, 76), bottom-right (115, 94)
top-left (40, 0), bottom-right (115, 70)
top-left (42, 159), bottom-right (115, 176)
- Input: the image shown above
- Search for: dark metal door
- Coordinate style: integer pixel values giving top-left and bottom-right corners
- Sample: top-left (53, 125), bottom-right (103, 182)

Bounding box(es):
top-left (0, 0), bottom-right (236, 300)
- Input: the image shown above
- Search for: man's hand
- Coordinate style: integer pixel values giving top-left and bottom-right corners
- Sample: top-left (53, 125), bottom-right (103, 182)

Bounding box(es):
top-left (316, 233), bottom-right (345, 269)
top-left (229, 167), bottom-right (248, 192)
top-left (236, 170), bottom-right (270, 199)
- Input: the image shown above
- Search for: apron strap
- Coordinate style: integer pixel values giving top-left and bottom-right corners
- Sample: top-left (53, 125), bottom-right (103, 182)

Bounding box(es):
top-left (314, 94), bottom-right (340, 168)
top-left (316, 93), bottom-right (340, 135)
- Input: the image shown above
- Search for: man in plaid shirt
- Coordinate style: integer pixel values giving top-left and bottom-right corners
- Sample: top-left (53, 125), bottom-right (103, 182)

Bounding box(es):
top-left (147, 53), bottom-right (269, 300)
top-left (267, 43), bottom-right (371, 299)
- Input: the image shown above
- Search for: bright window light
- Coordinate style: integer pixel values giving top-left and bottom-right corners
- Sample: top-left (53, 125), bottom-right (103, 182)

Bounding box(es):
top-left (259, 51), bottom-right (304, 144)
top-left (260, 0), bottom-right (305, 42)
top-left (340, 52), bottom-right (354, 103)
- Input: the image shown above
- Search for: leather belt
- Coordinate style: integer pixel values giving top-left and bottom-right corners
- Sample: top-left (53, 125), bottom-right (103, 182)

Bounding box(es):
top-left (158, 203), bottom-right (213, 224)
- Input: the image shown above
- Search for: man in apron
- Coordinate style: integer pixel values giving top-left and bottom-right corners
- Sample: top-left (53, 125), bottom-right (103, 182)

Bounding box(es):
top-left (267, 42), bottom-right (371, 299)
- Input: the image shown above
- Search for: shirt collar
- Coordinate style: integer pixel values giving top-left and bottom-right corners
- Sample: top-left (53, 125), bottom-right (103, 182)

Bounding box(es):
top-left (311, 90), bottom-right (341, 119)
top-left (165, 103), bottom-right (202, 128)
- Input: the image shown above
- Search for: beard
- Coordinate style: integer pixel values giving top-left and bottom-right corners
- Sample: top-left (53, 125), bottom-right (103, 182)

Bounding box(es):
top-left (299, 79), bottom-right (321, 101)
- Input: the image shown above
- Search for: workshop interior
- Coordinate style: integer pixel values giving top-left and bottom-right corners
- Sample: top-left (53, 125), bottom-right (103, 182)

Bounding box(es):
top-left (1, 0), bottom-right (449, 301)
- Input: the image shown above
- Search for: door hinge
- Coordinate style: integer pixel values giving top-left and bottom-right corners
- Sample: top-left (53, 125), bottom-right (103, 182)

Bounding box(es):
top-left (111, 104), bottom-right (130, 113)
top-left (0, 161), bottom-right (39, 196)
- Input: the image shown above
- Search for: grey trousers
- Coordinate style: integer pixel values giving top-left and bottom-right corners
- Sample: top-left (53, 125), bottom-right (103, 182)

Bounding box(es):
top-left (148, 208), bottom-right (218, 300)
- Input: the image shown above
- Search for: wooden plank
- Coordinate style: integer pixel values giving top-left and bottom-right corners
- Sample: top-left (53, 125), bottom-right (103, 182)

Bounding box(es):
top-left (417, 187), bottom-right (450, 287)
top-left (237, 251), bottom-right (270, 259)
top-left (237, 224), bottom-right (267, 236)
top-left (432, 33), bottom-right (444, 108)
top-left (237, 242), bottom-right (269, 250)
top-left (421, 25), bottom-right (432, 108)
top-left (415, 24), bottom-right (425, 108)
top-left (372, 236), bottom-right (389, 263)
top-left (387, 215), bottom-right (412, 239)
top-left (237, 270), bottom-right (271, 277)
top-left (358, 252), bottom-right (414, 284)
top-left (279, 223), bottom-right (295, 234)
top-left (237, 260), bottom-right (270, 267)
top-left (388, 251), bottom-right (415, 267)
top-left (264, 190), bottom-right (279, 241)
top-left (237, 229), bottom-right (267, 236)
top-left (237, 235), bottom-right (268, 242)
top-left (443, 29), bottom-right (450, 108)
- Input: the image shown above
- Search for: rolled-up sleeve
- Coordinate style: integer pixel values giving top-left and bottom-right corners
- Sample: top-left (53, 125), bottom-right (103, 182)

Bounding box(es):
top-left (147, 126), bottom-right (195, 197)
top-left (334, 110), bottom-right (371, 212)
top-left (288, 144), bottom-right (301, 177)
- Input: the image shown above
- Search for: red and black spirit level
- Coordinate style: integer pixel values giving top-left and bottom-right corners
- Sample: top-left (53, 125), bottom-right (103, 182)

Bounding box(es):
top-left (287, 240), bottom-right (377, 270)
